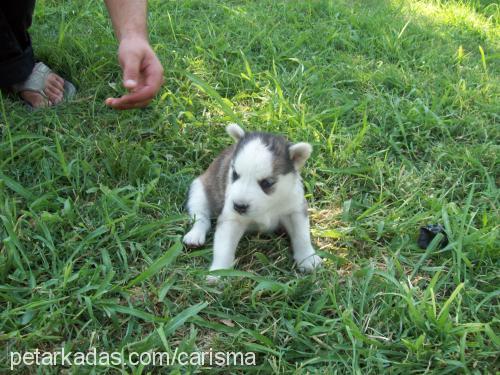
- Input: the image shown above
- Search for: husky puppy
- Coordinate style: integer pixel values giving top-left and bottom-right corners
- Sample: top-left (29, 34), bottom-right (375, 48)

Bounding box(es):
top-left (183, 124), bottom-right (322, 280)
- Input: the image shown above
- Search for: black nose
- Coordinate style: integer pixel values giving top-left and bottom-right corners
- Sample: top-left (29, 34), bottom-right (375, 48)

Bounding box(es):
top-left (233, 202), bottom-right (249, 214)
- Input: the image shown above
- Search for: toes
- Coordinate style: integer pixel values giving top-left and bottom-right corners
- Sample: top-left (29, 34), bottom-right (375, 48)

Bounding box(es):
top-left (297, 254), bottom-right (322, 272)
top-left (42, 73), bottom-right (65, 105)
top-left (206, 275), bottom-right (220, 284)
top-left (48, 73), bottom-right (65, 89)
top-left (46, 76), bottom-right (65, 102)
top-left (183, 230), bottom-right (206, 248)
top-left (48, 74), bottom-right (64, 91)
top-left (44, 86), bottom-right (63, 104)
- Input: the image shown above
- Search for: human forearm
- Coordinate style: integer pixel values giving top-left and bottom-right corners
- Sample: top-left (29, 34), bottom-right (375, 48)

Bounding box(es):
top-left (104, 0), bottom-right (148, 41)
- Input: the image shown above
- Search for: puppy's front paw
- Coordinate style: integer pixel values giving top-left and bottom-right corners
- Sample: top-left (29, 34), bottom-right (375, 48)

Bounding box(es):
top-left (183, 229), bottom-right (206, 248)
top-left (296, 253), bottom-right (322, 272)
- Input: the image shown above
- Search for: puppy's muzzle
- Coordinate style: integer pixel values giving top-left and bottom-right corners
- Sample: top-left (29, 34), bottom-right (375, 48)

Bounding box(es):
top-left (233, 202), bottom-right (249, 215)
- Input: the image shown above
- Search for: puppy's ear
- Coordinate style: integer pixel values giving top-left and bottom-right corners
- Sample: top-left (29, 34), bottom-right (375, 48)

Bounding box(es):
top-left (289, 142), bottom-right (312, 170)
top-left (226, 123), bottom-right (245, 142)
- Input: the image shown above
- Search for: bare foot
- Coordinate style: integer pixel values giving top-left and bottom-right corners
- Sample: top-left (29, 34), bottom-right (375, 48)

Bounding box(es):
top-left (19, 70), bottom-right (66, 108)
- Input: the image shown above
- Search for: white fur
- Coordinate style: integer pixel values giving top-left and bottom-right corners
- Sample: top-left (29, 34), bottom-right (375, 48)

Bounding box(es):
top-left (227, 139), bottom-right (275, 217)
top-left (183, 178), bottom-right (211, 247)
top-left (183, 132), bottom-right (322, 282)
top-left (226, 123), bottom-right (245, 141)
top-left (289, 142), bottom-right (312, 170)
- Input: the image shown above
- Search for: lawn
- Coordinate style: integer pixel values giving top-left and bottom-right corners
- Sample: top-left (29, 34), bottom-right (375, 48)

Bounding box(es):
top-left (0, 0), bottom-right (499, 373)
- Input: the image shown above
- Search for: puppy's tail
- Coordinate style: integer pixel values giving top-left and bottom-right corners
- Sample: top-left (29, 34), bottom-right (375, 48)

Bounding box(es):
top-left (226, 123), bottom-right (245, 141)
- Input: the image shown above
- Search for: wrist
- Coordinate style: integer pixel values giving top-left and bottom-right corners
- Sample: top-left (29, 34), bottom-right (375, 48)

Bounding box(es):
top-left (118, 32), bottom-right (148, 44)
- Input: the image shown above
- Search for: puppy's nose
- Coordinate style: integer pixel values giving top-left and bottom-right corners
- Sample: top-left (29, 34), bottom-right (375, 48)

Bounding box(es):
top-left (233, 202), bottom-right (249, 214)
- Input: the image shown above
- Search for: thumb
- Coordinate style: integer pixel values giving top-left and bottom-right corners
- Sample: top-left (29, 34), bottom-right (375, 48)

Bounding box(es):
top-left (121, 52), bottom-right (141, 90)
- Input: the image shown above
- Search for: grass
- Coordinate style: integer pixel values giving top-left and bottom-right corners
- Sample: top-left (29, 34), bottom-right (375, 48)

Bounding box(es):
top-left (0, 0), bottom-right (499, 373)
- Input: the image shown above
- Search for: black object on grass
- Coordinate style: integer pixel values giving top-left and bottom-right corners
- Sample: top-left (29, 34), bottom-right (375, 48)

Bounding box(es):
top-left (418, 224), bottom-right (448, 249)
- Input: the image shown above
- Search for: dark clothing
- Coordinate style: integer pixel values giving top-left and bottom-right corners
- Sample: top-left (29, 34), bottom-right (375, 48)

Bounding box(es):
top-left (0, 0), bottom-right (36, 86)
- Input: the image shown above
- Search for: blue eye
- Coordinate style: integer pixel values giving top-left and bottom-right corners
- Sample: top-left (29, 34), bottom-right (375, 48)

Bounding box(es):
top-left (259, 178), bottom-right (275, 192)
top-left (232, 170), bottom-right (239, 182)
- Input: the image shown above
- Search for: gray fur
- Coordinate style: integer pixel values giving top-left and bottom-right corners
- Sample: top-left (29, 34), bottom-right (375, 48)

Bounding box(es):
top-left (200, 145), bottom-right (235, 216)
top-left (234, 132), bottom-right (295, 176)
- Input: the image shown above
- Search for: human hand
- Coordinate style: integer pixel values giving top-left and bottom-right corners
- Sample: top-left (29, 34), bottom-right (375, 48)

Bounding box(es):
top-left (105, 37), bottom-right (164, 110)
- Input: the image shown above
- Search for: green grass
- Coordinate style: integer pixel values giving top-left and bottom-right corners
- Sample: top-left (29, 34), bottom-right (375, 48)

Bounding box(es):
top-left (1, 0), bottom-right (499, 373)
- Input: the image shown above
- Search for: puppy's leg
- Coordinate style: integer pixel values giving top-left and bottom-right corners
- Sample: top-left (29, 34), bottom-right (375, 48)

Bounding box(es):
top-left (281, 211), bottom-right (322, 272)
top-left (183, 178), bottom-right (211, 247)
top-left (207, 219), bottom-right (246, 283)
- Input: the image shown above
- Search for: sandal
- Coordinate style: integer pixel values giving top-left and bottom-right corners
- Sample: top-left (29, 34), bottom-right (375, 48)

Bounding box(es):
top-left (11, 62), bottom-right (76, 109)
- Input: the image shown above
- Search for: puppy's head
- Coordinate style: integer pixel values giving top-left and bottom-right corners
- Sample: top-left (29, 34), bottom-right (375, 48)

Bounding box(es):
top-left (225, 123), bottom-right (312, 217)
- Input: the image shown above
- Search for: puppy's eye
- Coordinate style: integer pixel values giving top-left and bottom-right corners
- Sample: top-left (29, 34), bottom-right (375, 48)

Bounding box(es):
top-left (232, 170), bottom-right (240, 182)
top-left (259, 178), bottom-right (275, 192)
